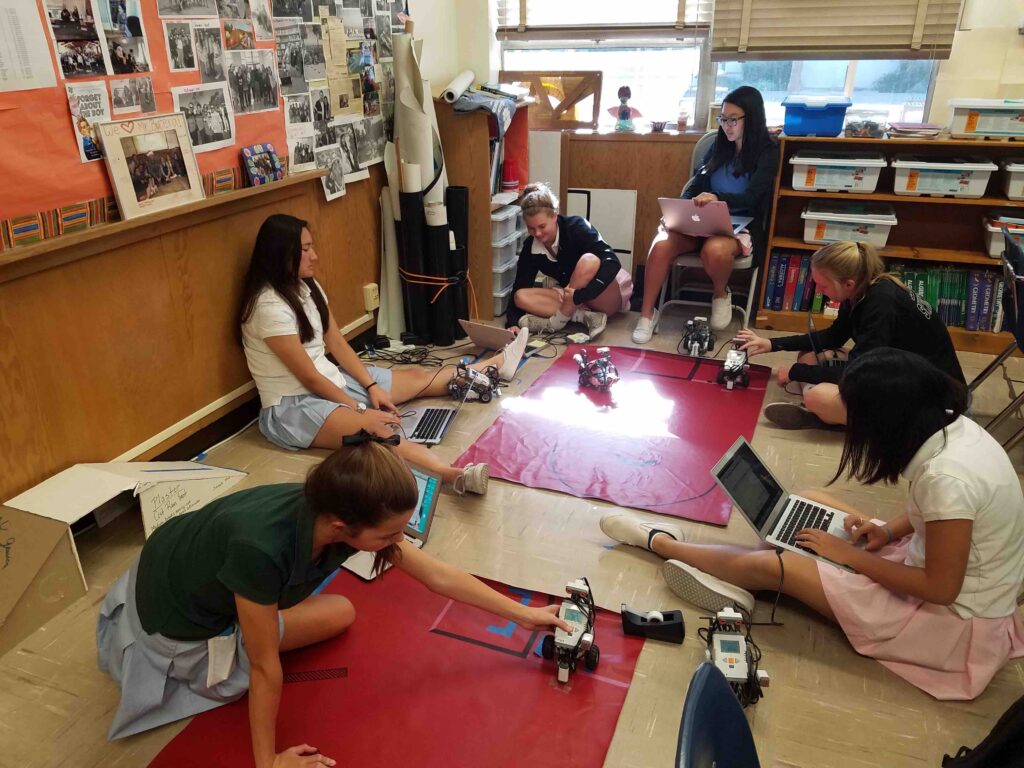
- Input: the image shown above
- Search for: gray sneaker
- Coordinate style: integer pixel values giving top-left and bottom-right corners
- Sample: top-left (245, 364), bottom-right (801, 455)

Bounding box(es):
top-left (764, 402), bottom-right (829, 430)
top-left (582, 310), bottom-right (607, 340)
top-left (518, 314), bottom-right (556, 334)
top-left (662, 560), bottom-right (756, 614)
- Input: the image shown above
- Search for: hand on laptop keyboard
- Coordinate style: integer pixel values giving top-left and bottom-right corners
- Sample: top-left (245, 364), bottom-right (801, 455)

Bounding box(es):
top-left (792, 528), bottom-right (855, 566)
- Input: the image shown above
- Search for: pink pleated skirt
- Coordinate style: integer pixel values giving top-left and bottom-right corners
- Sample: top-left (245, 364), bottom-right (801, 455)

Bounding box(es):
top-left (818, 538), bottom-right (1024, 700)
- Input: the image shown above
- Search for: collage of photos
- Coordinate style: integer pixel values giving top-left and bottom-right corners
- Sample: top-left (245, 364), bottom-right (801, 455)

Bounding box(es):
top-left (45, 0), bottom-right (110, 79)
top-left (98, 0), bottom-right (152, 74)
top-left (111, 76), bottom-right (156, 114)
top-left (156, 0), bottom-right (218, 17)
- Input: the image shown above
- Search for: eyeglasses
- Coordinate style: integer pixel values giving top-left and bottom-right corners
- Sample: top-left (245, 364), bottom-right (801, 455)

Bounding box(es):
top-left (717, 114), bottom-right (745, 128)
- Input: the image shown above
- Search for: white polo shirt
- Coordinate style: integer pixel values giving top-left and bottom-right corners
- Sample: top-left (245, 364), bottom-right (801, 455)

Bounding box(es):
top-left (530, 226), bottom-right (560, 262)
top-left (241, 281), bottom-right (346, 408)
top-left (902, 415), bottom-right (1024, 619)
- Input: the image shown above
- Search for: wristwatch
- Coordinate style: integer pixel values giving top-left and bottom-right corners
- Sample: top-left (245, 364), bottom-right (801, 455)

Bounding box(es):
top-left (355, 402), bottom-right (367, 413)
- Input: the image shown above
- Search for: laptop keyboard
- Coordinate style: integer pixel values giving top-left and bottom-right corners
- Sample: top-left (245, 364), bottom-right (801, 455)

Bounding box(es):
top-left (410, 408), bottom-right (451, 442)
top-left (777, 500), bottom-right (833, 550)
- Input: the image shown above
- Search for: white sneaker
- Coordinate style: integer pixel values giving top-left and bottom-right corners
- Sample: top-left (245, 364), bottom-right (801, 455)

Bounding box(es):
top-left (632, 312), bottom-right (658, 344)
top-left (599, 513), bottom-right (683, 551)
top-left (498, 328), bottom-right (529, 380)
top-left (453, 463), bottom-right (489, 495)
top-left (582, 310), bottom-right (607, 340)
top-left (519, 314), bottom-right (556, 334)
top-left (662, 559), bottom-right (755, 614)
top-left (710, 291), bottom-right (733, 331)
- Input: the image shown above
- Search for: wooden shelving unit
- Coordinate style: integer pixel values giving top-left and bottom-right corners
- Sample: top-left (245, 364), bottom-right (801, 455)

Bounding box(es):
top-left (758, 135), bottom-right (1021, 355)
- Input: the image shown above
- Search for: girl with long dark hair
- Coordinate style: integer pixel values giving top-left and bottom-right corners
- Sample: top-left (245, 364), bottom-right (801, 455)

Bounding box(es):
top-left (633, 85), bottom-right (780, 341)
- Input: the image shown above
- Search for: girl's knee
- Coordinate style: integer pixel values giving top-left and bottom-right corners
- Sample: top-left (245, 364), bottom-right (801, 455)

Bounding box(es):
top-left (325, 595), bottom-right (356, 635)
top-left (701, 239), bottom-right (737, 264)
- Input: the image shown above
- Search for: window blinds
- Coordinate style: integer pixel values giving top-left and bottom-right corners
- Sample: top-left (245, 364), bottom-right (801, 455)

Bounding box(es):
top-left (495, 0), bottom-right (713, 41)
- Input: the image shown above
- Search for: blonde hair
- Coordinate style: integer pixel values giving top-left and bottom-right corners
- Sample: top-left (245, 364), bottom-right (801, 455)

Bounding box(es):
top-left (811, 241), bottom-right (903, 299)
top-left (519, 182), bottom-right (559, 218)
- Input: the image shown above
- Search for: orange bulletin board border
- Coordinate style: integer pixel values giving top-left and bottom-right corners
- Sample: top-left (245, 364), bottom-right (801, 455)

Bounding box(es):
top-left (0, 1), bottom-right (287, 222)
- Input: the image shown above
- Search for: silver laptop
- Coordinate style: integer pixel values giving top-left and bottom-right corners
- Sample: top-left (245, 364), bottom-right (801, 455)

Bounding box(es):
top-left (459, 319), bottom-right (515, 350)
top-left (711, 436), bottom-right (853, 570)
top-left (658, 198), bottom-right (753, 238)
top-left (342, 462), bottom-right (442, 581)
top-left (400, 404), bottom-right (458, 445)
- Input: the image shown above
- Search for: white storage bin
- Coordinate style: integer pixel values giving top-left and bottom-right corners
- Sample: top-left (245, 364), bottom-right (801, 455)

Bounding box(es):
top-left (983, 214), bottom-right (1024, 257)
top-left (491, 230), bottom-right (520, 269)
top-left (800, 202), bottom-right (898, 248)
top-left (1003, 159), bottom-right (1024, 200)
top-left (491, 205), bottom-right (521, 242)
top-left (492, 255), bottom-right (518, 293)
top-left (949, 99), bottom-right (1024, 139)
top-left (891, 156), bottom-right (996, 198)
top-left (493, 284), bottom-right (513, 317)
top-left (789, 151), bottom-right (886, 192)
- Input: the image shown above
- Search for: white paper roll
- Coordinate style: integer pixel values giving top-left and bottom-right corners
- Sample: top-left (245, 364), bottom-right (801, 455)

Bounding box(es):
top-left (424, 201), bottom-right (447, 227)
top-left (442, 70), bottom-right (475, 103)
top-left (400, 161), bottom-right (421, 193)
top-left (378, 189), bottom-right (405, 339)
top-left (384, 143), bottom-right (401, 220)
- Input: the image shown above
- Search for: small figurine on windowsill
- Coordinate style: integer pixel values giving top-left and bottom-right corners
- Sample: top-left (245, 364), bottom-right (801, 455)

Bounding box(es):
top-left (609, 86), bottom-right (642, 132)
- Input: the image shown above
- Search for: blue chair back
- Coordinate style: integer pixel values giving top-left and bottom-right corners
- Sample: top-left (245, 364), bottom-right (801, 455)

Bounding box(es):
top-left (676, 662), bottom-right (760, 768)
top-left (999, 225), bottom-right (1024, 349)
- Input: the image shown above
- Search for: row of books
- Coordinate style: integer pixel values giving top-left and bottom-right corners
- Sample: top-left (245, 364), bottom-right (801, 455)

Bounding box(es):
top-left (764, 251), bottom-right (1009, 332)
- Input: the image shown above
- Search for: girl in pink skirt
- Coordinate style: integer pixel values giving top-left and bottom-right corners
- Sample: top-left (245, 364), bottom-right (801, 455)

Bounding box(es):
top-left (601, 347), bottom-right (1024, 700)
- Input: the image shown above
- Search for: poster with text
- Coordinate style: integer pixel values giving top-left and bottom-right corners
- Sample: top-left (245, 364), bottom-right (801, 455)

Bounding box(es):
top-left (66, 80), bottom-right (110, 162)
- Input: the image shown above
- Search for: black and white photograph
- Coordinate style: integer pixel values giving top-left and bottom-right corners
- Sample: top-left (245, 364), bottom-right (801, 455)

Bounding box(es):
top-left (336, 120), bottom-right (358, 174)
top-left (375, 14), bottom-right (391, 58)
top-left (358, 0), bottom-right (372, 16)
top-left (163, 20), bottom-right (196, 70)
top-left (289, 134), bottom-right (315, 172)
top-left (216, 0), bottom-right (250, 17)
top-left (339, 0), bottom-right (359, 8)
top-left (172, 81), bottom-right (236, 152)
top-left (225, 49), bottom-right (279, 114)
top-left (313, 119), bottom-right (337, 148)
top-left (193, 20), bottom-right (225, 82)
top-left (274, 20), bottom-right (306, 95)
top-left (272, 0), bottom-right (312, 22)
top-left (45, 0), bottom-right (111, 78)
top-left (111, 76), bottom-right (156, 114)
top-left (362, 88), bottom-right (379, 116)
top-left (121, 130), bottom-right (191, 203)
top-left (285, 93), bottom-right (312, 126)
top-left (341, 8), bottom-right (361, 38)
top-left (223, 19), bottom-right (255, 50)
top-left (315, 144), bottom-right (346, 201)
top-left (374, 0), bottom-right (388, 12)
top-left (97, 0), bottom-right (152, 75)
top-left (380, 58), bottom-right (394, 102)
top-left (250, 0), bottom-right (274, 40)
top-left (362, 17), bottom-right (375, 39)
top-left (352, 114), bottom-right (383, 167)
top-left (301, 22), bottom-right (325, 80)
top-left (157, 0), bottom-right (218, 17)
top-left (389, 0), bottom-right (401, 27)
top-left (310, 81), bottom-right (332, 121)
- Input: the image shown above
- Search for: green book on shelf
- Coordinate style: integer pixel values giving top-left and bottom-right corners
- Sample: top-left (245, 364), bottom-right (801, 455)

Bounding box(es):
top-left (925, 269), bottom-right (940, 311)
top-left (811, 290), bottom-right (824, 313)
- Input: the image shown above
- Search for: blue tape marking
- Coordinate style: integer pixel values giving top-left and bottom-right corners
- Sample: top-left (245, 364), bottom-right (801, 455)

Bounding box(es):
top-left (313, 568), bottom-right (341, 595)
top-left (486, 588), bottom-right (533, 637)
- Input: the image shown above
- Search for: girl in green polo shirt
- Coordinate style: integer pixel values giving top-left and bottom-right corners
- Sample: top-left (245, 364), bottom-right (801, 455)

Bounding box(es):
top-left (98, 440), bottom-right (569, 768)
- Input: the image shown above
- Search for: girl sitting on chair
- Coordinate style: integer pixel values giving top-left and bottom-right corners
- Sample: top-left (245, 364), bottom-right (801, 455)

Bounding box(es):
top-left (600, 348), bottom-right (1024, 701)
top-left (737, 240), bottom-right (964, 430)
top-left (239, 214), bottom-right (532, 494)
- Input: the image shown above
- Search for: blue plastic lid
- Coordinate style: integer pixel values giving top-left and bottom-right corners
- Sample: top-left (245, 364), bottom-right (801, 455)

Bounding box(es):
top-left (782, 95), bottom-right (853, 109)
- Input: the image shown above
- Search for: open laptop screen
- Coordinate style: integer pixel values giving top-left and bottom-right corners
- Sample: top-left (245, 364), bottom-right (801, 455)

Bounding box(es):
top-left (406, 466), bottom-right (440, 539)
top-left (714, 442), bottom-right (785, 530)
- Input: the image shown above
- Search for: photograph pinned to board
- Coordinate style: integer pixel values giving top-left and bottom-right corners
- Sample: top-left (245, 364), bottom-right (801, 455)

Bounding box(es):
top-left (309, 78), bottom-right (332, 121)
top-left (340, 8), bottom-right (361, 39)
top-left (250, 0), bottom-right (274, 39)
top-left (163, 20), bottom-right (197, 71)
top-left (66, 80), bottom-right (110, 162)
top-left (97, 0), bottom-right (152, 75)
top-left (352, 114), bottom-right (384, 167)
top-left (285, 93), bottom-right (312, 127)
top-left (172, 81), bottom-right (236, 152)
top-left (111, 76), bottom-right (157, 114)
top-left (193, 20), bottom-right (225, 83)
top-left (327, 73), bottom-right (361, 116)
top-left (335, 117), bottom-right (368, 181)
top-left (97, 113), bottom-right (204, 220)
top-left (273, 0), bottom-right (313, 22)
top-left (361, 16), bottom-right (375, 39)
top-left (241, 142), bottom-right (285, 185)
top-left (358, 0), bottom-right (372, 15)
top-left (313, 118), bottom-right (337, 148)
top-left (363, 87), bottom-right (379, 116)
top-left (158, 0), bottom-right (218, 18)
top-left (315, 144), bottom-right (346, 201)
top-left (217, 0), bottom-right (251, 17)
top-left (225, 49), bottom-right (279, 115)
top-left (222, 19), bottom-right (255, 50)
top-left (289, 133), bottom-right (316, 172)
top-left (301, 22), bottom-right (326, 80)
top-left (44, 0), bottom-right (110, 79)
top-left (345, 45), bottom-right (362, 75)
top-left (275, 19), bottom-right (307, 95)
top-left (374, 14), bottom-right (391, 58)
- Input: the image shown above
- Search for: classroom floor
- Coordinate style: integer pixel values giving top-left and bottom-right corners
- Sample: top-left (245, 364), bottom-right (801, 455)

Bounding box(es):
top-left (3, 309), bottom-right (1024, 768)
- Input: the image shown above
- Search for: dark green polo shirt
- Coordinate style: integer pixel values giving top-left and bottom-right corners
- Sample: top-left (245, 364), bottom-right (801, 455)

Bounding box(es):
top-left (135, 483), bottom-right (355, 641)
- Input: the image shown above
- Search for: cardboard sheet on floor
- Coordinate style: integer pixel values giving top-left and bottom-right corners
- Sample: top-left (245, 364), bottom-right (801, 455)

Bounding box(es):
top-left (455, 346), bottom-right (770, 525)
top-left (150, 568), bottom-right (642, 768)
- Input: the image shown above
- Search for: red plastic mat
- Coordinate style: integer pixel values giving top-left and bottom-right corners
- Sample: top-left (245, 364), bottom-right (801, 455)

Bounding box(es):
top-left (456, 346), bottom-right (770, 525)
top-left (150, 568), bottom-right (643, 768)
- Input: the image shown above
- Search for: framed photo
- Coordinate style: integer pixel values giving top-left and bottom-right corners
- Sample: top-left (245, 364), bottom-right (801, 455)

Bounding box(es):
top-left (241, 142), bottom-right (285, 186)
top-left (97, 113), bottom-right (204, 220)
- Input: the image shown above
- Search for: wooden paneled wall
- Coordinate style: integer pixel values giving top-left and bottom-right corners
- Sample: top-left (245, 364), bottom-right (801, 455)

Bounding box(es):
top-left (0, 168), bottom-right (385, 502)
top-left (559, 131), bottom-right (703, 272)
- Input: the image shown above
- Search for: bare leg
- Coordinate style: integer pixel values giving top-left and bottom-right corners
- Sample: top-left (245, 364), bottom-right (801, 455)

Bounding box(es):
top-left (649, 536), bottom-right (837, 621)
top-left (280, 594), bottom-right (356, 651)
top-left (559, 253), bottom-right (601, 316)
top-left (641, 229), bottom-right (700, 318)
top-left (700, 236), bottom-right (741, 299)
top-left (805, 384), bottom-right (847, 425)
top-left (513, 286), bottom-right (564, 318)
top-left (583, 274), bottom-right (629, 316)
top-left (388, 351), bottom-right (508, 402)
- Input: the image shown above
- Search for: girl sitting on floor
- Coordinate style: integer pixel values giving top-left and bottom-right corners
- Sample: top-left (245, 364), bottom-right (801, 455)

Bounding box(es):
top-left (506, 182), bottom-right (633, 340)
top-left (240, 214), bottom-right (531, 494)
top-left (600, 348), bottom-right (1024, 700)
top-left (738, 240), bottom-right (964, 430)
top-left (98, 439), bottom-right (570, 766)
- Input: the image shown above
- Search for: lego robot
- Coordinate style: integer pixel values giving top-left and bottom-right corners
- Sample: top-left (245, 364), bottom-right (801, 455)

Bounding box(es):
top-left (541, 578), bottom-right (600, 684)
top-left (448, 362), bottom-right (500, 403)
top-left (683, 317), bottom-right (714, 357)
top-left (716, 338), bottom-right (750, 390)
top-left (574, 347), bottom-right (619, 391)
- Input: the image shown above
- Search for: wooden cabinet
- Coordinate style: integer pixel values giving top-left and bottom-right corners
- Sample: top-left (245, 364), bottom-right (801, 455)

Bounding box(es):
top-left (758, 135), bottom-right (1021, 355)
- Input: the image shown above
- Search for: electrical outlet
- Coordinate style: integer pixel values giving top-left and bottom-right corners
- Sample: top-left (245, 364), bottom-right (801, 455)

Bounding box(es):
top-left (363, 283), bottom-right (380, 311)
